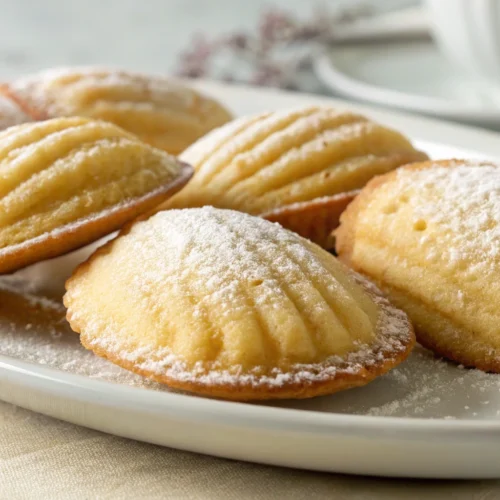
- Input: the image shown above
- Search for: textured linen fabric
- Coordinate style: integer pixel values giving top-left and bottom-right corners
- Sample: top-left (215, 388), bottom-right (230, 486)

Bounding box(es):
top-left (1, 401), bottom-right (499, 500)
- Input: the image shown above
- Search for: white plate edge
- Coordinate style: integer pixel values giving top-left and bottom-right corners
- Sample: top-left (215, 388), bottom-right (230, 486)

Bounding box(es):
top-left (3, 354), bottom-right (500, 437)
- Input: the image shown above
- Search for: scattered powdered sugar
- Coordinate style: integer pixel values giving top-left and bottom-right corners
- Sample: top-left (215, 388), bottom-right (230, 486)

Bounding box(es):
top-left (2, 275), bottom-right (500, 417)
top-left (2, 267), bottom-right (500, 417)
top-left (362, 346), bottom-right (500, 419)
top-left (11, 235), bottom-right (114, 298)
top-left (271, 345), bottom-right (500, 419)
top-left (0, 275), bottom-right (67, 311)
top-left (0, 277), bottom-right (163, 388)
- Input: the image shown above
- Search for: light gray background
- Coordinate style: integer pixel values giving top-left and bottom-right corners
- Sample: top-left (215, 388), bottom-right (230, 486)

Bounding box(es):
top-left (0, 0), bottom-right (415, 80)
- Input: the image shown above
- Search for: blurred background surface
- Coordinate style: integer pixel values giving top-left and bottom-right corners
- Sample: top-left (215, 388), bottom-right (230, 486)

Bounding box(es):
top-left (0, 0), bottom-right (414, 79)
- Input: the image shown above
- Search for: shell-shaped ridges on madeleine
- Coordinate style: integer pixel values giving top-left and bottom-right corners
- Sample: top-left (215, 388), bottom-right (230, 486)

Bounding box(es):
top-left (0, 117), bottom-right (184, 250)
top-left (5, 67), bottom-right (233, 153)
top-left (65, 208), bottom-right (382, 375)
top-left (166, 106), bottom-right (427, 213)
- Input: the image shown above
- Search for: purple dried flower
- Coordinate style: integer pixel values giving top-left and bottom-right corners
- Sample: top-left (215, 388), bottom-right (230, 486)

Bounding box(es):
top-left (259, 10), bottom-right (295, 42)
top-left (174, 3), bottom-right (373, 92)
top-left (176, 34), bottom-right (217, 78)
top-left (224, 34), bottom-right (250, 50)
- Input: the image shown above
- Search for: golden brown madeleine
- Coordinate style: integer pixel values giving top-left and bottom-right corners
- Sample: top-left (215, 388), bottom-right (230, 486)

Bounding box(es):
top-left (64, 207), bottom-right (414, 401)
top-left (0, 117), bottom-right (192, 274)
top-left (1, 67), bottom-right (232, 154)
top-left (162, 106), bottom-right (427, 219)
top-left (336, 159), bottom-right (500, 372)
top-left (262, 191), bottom-right (359, 249)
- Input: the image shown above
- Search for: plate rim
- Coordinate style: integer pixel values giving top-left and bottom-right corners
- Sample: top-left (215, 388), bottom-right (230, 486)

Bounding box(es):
top-left (3, 353), bottom-right (500, 438)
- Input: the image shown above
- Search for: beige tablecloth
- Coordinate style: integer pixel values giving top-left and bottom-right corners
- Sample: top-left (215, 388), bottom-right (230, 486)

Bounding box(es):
top-left (1, 401), bottom-right (499, 500)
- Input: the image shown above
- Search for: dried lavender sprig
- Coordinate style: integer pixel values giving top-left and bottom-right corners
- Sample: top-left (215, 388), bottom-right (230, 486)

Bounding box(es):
top-left (175, 3), bottom-right (373, 90)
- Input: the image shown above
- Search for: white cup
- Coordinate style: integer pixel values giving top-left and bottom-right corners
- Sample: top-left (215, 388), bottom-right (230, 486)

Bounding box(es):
top-left (425, 0), bottom-right (500, 83)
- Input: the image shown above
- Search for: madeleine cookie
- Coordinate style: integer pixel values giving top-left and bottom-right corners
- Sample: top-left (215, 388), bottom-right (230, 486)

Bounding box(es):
top-left (162, 107), bottom-right (427, 225)
top-left (336, 159), bottom-right (500, 372)
top-left (64, 207), bottom-right (414, 400)
top-left (262, 191), bottom-right (359, 249)
top-left (0, 117), bottom-right (192, 274)
top-left (1, 67), bottom-right (232, 154)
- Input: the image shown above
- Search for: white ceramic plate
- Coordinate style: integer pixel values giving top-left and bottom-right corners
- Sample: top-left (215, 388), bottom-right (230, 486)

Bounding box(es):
top-left (2, 81), bottom-right (500, 479)
top-left (314, 40), bottom-right (500, 129)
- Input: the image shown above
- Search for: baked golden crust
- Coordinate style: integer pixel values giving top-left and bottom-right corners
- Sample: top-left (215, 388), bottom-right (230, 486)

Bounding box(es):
top-left (262, 191), bottom-right (358, 249)
top-left (161, 106), bottom-right (428, 215)
top-left (0, 117), bottom-right (192, 274)
top-left (1, 67), bottom-right (232, 154)
top-left (82, 322), bottom-right (414, 400)
top-left (64, 207), bottom-right (414, 400)
top-left (376, 282), bottom-right (500, 372)
top-left (335, 159), bottom-right (500, 372)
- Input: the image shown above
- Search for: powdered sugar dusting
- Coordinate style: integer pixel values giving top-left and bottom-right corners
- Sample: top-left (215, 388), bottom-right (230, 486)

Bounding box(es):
top-left (275, 345), bottom-right (500, 420)
top-left (0, 277), bottom-right (161, 387)
top-left (395, 162), bottom-right (500, 272)
top-left (67, 207), bottom-right (412, 389)
top-left (87, 292), bottom-right (408, 389)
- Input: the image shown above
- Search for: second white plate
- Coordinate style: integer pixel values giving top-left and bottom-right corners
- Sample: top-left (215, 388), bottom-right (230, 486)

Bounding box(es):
top-left (314, 40), bottom-right (500, 129)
